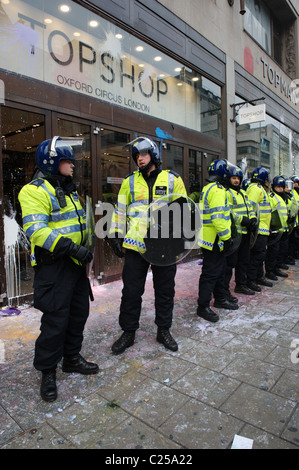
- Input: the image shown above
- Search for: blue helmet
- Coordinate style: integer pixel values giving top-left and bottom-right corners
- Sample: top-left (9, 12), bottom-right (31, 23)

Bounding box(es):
top-left (241, 178), bottom-right (251, 191)
top-left (227, 164), bottom-right (243, 182)
top-left (36, 136), bottom-right (75, 175)
top-left (208, 159), bottom-right (228, 182)
top-left (251, 167), bottom-right (270, 185)
top-left (272, 176), bottom-right (285, 188)
top-left (291, 175), bottom-right (299, 184)
top-left (130, 136), bottom-right (160, 166)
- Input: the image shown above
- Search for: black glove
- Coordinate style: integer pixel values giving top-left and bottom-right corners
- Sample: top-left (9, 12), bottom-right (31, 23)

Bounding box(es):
top-left (52, 237), bottom-right (93, 265)
top-left (248, 217), bottom-right (258, 232)
top-left (223, 238), bottom-right (233, 253)
top-left (109, 238), bottom-right (125, 258)
top-left (240, 216), bottom-right (251, 228)
top-left (67, 241), bottom-right (93, 265)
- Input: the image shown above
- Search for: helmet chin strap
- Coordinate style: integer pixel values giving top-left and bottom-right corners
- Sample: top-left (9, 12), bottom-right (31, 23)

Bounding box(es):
top-left (139, 160), bottom-right (155, 174)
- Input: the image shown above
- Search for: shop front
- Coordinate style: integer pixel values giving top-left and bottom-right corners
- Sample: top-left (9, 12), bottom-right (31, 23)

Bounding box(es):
top-left (0, 0), bottom-right (226, 305)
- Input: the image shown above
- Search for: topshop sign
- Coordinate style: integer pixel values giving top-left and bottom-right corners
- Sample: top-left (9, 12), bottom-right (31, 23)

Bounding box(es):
top-left (260, 57), bottom-right (298, 106)
top-left (0, 1), bottom-right (204, 132)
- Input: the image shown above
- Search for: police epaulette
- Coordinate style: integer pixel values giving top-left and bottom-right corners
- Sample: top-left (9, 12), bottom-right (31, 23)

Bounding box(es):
top-left (168, 170), bottom-right (180, 178)
top-left (124, 172), bottom-right (135, 179)
top-left (29, 178), bottom-right (45, 187)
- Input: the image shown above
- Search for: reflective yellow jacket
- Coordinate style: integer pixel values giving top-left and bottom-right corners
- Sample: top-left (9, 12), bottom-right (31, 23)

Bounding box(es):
top-left (198, 182), bottom-right (231, 251)
top-left (110, 170), bottom-right (187, 252)
top-left (246, 182), bottom-right (271, 235)
top-left (269, 192), bottom-right (288, 232)
top-left (18, 178), bottom-right (86, 266)
top-left (226, 187), bottom-right (256, 234)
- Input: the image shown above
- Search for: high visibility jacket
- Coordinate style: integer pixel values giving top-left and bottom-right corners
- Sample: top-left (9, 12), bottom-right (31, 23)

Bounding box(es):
top-left (18, 178), bottom-right (86, 266)
top-left (226, 187), bottom-right (256, 234)
top-left (110, 170), bottom-right (187, 252)
top-left (198, 182), bottom-right (231, 251)
top-left (269, 192), bottom-right (288, 232)
top-left (189, 191), bottom-right (201, 203)
top-left (246, 182), bottom-right (271, 235)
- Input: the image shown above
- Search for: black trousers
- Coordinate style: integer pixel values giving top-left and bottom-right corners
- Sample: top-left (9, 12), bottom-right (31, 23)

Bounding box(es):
top-left (33, 257), bottom-right (90, 371)
top-left (119, 250), bottom-right (176, 331)
top-left (197, 242), bottom-right (227, 308)
top-left (224, 233), bottom-right (251, 290)
top-left (247, 234), bottom-right (268, 281)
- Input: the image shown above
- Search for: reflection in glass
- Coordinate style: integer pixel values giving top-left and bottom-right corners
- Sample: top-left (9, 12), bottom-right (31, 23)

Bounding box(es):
top-left (236, 99), bottom-right (299, 179)
top-left (0, 0), bottom-right (221, 136)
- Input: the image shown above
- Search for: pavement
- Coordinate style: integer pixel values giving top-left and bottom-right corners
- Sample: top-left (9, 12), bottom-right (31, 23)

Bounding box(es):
top-left (0, 256), bottom-right (299, 452)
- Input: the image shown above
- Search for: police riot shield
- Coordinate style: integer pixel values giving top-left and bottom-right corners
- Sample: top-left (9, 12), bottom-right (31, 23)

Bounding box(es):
top-left (137, 193), bottom-right (201, 266)
top-left (268, 208), bottom-right (284, 247)
top-left (85, 195), bottom-right (96, 277)
top-left (249, 204), bottom-right (260, 248)
top-left (223, 209), bottom-right (242, 257)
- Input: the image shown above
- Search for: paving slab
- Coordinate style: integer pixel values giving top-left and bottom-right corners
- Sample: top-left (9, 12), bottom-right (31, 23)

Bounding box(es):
top-left (1, 257), bottom-right (299, 450)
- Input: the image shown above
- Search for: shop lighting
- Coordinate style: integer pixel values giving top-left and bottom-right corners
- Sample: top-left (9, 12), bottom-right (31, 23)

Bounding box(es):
top-left (192, 77), bottom-right (199, 82)
top-left (44, 18), bottom-right (52, 24)
top-left (89, 20), bottom-right (98, 27)
top-left (154, 56), bottom-right (162, 62)
top-left (73, 32), bottom-right (80, 37)
top-left (115, 34), bottom-right (122, 39)
top-left (135, 46), bottom-right (144, 52)
top-left (59, 5), bottom-right (70, 13)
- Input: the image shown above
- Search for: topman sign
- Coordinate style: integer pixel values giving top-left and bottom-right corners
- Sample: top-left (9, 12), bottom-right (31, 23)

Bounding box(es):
top-left (238, 103), bottom-right (266, 125)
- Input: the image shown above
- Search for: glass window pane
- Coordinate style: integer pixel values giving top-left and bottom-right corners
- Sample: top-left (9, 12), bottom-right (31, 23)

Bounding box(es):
top-left (0, 0), bottom-right (221, 136)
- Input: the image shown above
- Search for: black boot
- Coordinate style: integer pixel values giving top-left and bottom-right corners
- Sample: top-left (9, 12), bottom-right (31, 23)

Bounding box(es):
top-left (256, 277), bottom-right (273, 287)
top-left (235, 285), bottom-right (255, 295)
top-left (40, 369), bottom-right (57, 402)
top-left (214, 299), bottom-right (239, 310)
top-left (274, 269), bottom-right (288, 278)
top-left (226, 291), bottom-right (238, 303)
top-left (265, 272), bottom-right (278, 281)
top-left (62, 354), bottom-right (99, 374)
top-left (247, 281), bottom-right (261, 292)
top-left (157, 328), bottom-right (178, 351)
top-left (111, 331), bottom-right (135, 355)
top-left (197, 306), bottom-right (219, 323)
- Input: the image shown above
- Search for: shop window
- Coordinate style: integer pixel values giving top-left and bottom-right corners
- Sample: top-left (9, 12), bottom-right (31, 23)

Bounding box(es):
top-left (236, 99), bottom-right (297, 178)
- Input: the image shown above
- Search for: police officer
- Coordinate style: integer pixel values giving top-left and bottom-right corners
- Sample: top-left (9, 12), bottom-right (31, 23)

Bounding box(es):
top-left (18, 137), bottom-right (98, 402)
top-left (109, 136), bottom-right (187, 354)
top-left (196, 159), bottom-right (237, 324)
top-left (189, 180), bottom-right (201, 203)
top-left (224, 165), bottom-right (258, 297)
top-left (265, 176), bottom-right (289, 280)
top-left (246, 167), bottom-right (272, 291)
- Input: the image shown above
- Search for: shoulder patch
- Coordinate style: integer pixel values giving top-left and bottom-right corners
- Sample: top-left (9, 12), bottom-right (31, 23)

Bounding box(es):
top-left (29, 178), bottom-right (44, 187)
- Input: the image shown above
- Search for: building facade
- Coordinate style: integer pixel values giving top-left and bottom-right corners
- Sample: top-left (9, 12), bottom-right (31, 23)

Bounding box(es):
top-left (0, 0), bottom-right (298, 305)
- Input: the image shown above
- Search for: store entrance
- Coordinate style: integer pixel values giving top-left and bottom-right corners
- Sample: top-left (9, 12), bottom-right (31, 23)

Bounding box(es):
top-left (1, 105), bottom-right (46, 304)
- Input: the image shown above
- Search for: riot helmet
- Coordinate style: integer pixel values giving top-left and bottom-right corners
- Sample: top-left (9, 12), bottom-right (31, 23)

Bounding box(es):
top-left (251, 167), bottom-right (270, 186)
top-left (35, 136), bottom-right (81, 176)
top-left (208, 159), bottom-right (228, 184)
top-left (190, 180), bottom-right (201, 193)
top-left (126, 136), bottom-right (160, 173)
top-left (241, 178), bottom-right (251, 191)
top-left (272, 176), bottom-right (285, 189)
top-left (226, 164), bottom-right (243, 189)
